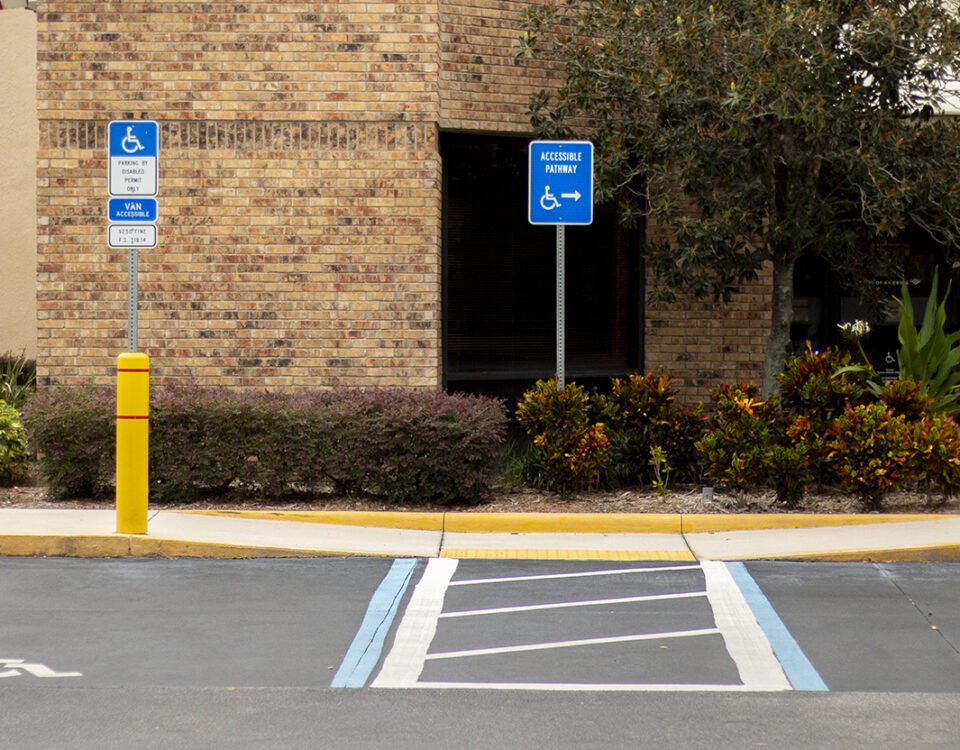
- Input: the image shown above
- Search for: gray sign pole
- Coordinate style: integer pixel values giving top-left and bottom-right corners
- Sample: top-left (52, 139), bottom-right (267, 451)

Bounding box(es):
top-left (528, 140), bottom-right (593, 392)
top-left (108, 120), bottom-right (158, 354)
top-left (127, 248), bottom-right (138, 352)
top-left (556, 225), bottom-right (565, 390)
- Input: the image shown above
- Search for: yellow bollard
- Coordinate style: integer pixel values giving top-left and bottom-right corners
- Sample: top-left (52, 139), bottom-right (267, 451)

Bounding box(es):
top-left (116, 352), bottom-right (149, 534)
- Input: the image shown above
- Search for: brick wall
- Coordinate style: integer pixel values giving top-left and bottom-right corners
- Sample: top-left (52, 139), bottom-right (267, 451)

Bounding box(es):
top-left (35, 0), bottom-right (772, 401)
top-left (37, 2), bottom-right (443, 388)
top-left (439, 1), bottom-right (560, 131)
top-left (644, 270), bottom-right (773, 406)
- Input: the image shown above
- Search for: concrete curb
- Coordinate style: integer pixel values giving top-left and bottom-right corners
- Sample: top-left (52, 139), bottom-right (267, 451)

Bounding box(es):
top-left (0, 533), bottom-right (394, 560)
top-left (181, 510), bottom-right (953, 533)
top-left (1, 510), bottom-right (959, 561)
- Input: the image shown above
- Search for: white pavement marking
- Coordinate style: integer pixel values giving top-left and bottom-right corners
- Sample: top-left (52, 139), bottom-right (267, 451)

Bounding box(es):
top-left (424, 628), bottom-right (721, 661)
top-left (372, 557), bottom-right (458, 688)
top-left (701, 560), bottom-right (790, 691)
top-left (0, 659), bottom-right (82, 678)
top-left (439, 591), bottom-right (707, 618)
top-left (360, 561), bottom-right (795, 692)
top-left (449, 564), bottom-right (699, 586)
top-left (410, 682), bottom-right (768, 692)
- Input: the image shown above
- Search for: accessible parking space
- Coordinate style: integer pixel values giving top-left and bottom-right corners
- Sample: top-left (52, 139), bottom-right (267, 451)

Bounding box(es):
top-left (371, 559), bottom-right (806, 691)
top-left (0, 557), bottom-right (396, 688)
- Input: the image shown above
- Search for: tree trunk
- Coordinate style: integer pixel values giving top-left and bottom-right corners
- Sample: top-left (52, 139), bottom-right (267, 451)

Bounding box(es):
top-left (763, 256), bottom-right (795, 398)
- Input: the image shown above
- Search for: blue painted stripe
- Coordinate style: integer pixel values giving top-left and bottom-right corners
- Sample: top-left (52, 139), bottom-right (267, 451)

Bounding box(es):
top-left (726, 562), bottom-right (829, 692)
top-left (330, 558), bottom-right (418, 688)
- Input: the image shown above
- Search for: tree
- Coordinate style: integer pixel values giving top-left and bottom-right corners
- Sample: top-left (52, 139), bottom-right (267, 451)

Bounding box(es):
top-left (519, 0), bottom-right (960, 395)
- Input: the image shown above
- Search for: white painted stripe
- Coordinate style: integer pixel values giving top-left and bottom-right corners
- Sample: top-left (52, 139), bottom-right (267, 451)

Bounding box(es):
top-left (406, 681), bottom-right (781, 692)
top-left (439, 591), bottom-right (707, 618)
top-left (701, 560), bottom-right (790, 691)
top-left (449, 564), bottom-right (700, 586)
top-left (425, 628), bottom-right (720, 661)
top-left (372, 557), bottom-right (458, 688)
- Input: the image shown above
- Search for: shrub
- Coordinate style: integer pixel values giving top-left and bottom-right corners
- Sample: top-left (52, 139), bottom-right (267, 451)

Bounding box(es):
top-left (0, 402), bottom-right (30, 486)
top-left (697, 384), bottom-right (777, 490)
top-left (516, 378), bottom-right (609, 494)
top-left (24, 385), bottom-right (507, 505)
top-left (877, 379), bottom-right (932, 422)
top-left (598, 372), bottom-right (705, 486)
top-left (318, 389), bottom-right (507, 505)
top-left (778, 343), bottom-right (869, 428)
top-left (149, 388), bottom-right (318, 502)
top-left (697, 384), bottom-right (812, 505)
top-left (826, 403), bottom-right (914, 510)
top-left (908, 413), bottom-right (960, 505)
top-left (21, 386), bottom-right (114, 498)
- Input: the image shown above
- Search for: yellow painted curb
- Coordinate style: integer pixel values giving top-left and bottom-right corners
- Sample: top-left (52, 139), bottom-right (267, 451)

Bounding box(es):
top-left (175, 510), bottom-right (955, 535)
top-left (174, 510), bottom-right (444, 531)
top-left (440, 548), bottom-right (696, 561)
top-left (681, 513), bottom-right (951, 533)
top-left (443, 513), bottom-right (682, 534)
top-left (0, 534), bottom-right (391, 559)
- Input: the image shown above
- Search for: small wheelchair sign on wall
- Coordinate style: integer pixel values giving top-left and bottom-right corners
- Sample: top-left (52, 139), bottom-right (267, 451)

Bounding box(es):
top-left (528, 140), bottom-right (594, 226)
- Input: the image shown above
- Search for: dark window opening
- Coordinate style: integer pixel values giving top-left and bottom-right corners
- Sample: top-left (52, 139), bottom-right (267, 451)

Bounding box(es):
top-left (442, 133), bottom-right (641, 400)
top-left (792, 233), bottom-right (960, 378)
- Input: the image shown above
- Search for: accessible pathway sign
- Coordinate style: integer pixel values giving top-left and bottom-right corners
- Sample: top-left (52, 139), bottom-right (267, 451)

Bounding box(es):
top-left (527, 140), bottom-right (595, 389)
top-left (528, 140), bottom-right (593, 225)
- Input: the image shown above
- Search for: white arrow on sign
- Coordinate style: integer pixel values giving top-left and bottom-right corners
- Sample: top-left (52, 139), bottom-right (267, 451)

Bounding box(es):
top-left (0, 658), bottom-right (82, 678)
top-left (560, 190), bottom-right (582, 201)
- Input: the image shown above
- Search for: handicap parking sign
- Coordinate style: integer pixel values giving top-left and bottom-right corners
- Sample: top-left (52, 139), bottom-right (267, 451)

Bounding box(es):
top-left (108, 120), bottom-right (159, 197)
top-left (528, 140), bottom-right (594, 225)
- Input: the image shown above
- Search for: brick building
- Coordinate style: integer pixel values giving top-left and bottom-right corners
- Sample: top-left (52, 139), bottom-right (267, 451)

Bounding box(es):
top-left (36, 1), bottom-right (772, 403)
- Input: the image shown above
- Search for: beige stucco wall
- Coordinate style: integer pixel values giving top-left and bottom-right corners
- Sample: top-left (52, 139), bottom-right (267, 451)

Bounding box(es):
top-left (0, 9), bottom-right (37, 360)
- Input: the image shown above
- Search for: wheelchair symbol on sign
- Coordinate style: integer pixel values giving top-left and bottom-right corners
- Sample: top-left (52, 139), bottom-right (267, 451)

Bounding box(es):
top-left (540, 185), bottom-right (561, 211)
top-left (121, 126), bottom-right (146, 154)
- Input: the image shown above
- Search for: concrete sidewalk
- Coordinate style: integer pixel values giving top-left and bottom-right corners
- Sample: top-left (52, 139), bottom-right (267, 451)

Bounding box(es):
top-left (1, 508), bottom-right (959, 561)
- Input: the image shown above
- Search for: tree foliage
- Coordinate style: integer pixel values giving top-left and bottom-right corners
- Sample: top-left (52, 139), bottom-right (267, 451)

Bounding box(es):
top-left (519, 0), bottom-right (960, 393)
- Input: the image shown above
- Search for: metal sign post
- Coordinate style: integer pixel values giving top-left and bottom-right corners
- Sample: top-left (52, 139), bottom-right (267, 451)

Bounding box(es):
top-left (127, 248), bottom-right (139, 352)
top-left (528, 140), bottom-right (594, 389)
top-left (556, 225), bottom-right (566, 388)
top-left (108, 120), bottom-right (159, 352)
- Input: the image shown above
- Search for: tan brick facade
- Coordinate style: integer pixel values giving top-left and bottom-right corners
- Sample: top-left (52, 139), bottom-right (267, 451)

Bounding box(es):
top-left (36, 1), bottom-right (769, 402)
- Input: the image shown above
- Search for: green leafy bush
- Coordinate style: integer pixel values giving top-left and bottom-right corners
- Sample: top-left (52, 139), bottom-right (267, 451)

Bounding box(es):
top-left (908, 413), bottom-right (960, 505)
top-left (826, 403), bottom-right (914, 510)
top-left (895, 268), bottom-right (960, 414)
top-left (696, 384), bottom-right (812, 505)
top-left (0, 402), bottom-right (30, 486)
top-left (877, 379), bottom-right (932, 422)
top-left (0, 352), bottom-right (36, 410)
top-left (778, 343), bottom-right (869, 428)
top-left (598, 372), bottom-right (705, 486)
top-left (24, 386), bottom-right (507, 504)
top-left (516, 378), bottom-right (609, 494)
